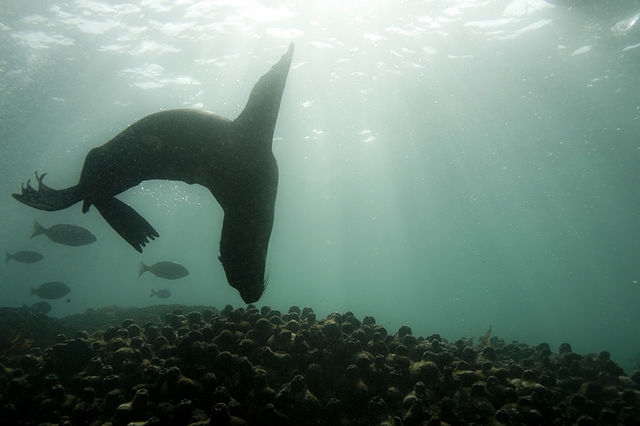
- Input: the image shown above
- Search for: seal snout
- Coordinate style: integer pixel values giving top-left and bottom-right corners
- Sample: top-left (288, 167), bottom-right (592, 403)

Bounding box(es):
top-left (241, 292), bottom-right (261, 305)
top-left (234, 280), bottom-right (265, 304)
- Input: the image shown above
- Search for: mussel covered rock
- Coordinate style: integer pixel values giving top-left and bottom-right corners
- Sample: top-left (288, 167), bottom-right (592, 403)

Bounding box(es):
top-left (0, 304), bottom-right (636, 425)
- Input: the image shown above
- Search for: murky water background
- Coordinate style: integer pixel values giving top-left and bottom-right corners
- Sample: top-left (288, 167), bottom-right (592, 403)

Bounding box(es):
top-left (1, 0), bottom-right (640, 371)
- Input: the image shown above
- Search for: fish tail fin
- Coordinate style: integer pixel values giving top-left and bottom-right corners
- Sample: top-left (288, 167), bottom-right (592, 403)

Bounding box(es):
top-left (30, 287), bottom-right (35, 296)
top-left (150, 289), bottom-right (156, 297)
top-left (94, 197), bottom-right (159, 253)
top-left (139, 260), bottom-right (148, 277)
top-left (5, 252), bottom-right (11, 263)
top-left (30, 220), bottom-right (45, 239)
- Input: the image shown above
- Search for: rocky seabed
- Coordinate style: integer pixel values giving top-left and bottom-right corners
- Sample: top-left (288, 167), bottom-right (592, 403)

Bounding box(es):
top-left (1, 304), bottom-right (639, 425)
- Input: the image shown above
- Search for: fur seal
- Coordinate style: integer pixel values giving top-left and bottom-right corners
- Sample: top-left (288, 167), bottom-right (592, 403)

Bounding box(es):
top-left (12, 43), bottom-right (294, 303)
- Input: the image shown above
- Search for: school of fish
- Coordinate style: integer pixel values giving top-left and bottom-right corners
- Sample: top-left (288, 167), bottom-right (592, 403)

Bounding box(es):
top-left (8, 219), bottom-right (188, 312)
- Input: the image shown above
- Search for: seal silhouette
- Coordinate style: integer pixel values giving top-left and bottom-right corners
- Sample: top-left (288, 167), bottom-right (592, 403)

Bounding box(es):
top-left (13, 43), bottom-right (294, 304)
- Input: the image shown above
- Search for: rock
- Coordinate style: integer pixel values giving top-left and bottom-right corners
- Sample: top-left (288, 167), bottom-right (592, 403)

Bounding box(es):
top-left (0, 305), bottom-right (635, 424)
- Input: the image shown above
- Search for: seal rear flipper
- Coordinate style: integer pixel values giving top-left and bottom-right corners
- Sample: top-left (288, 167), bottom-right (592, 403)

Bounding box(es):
top-left (233, 43), bottom-right (294, 151)
top-left (94, 198), bottom-right (159, 253)
top-left (13, 171), bottom-right (83, 211)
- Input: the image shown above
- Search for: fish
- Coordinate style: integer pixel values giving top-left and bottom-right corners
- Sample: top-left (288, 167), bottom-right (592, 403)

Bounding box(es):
top-left (139, 260), bottom-right (189, 280)
top-left (150, 288), bottom-right (171, 299)
top-left (23, 301), bottom-right (52, 314)
top-left (30, 281), bottom-right (71, 299)
top-left (30, 220), bottom-right (96, 246)
top-left (6, 250), bottom-right (44, 264)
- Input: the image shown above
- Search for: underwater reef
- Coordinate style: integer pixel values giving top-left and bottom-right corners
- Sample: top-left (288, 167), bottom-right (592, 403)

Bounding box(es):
top-left (0, 304), bottom-right (639, 425)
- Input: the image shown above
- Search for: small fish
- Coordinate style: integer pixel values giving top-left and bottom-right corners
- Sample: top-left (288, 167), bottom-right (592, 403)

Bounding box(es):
top-left (139, 260), bottom-right (189, 280)
top-left (150, 288), bottom-right (171, 299)
top-left (30, 220), bottom-right (96, 246)
top-left (23, 301), bottom-right (51, 314)
top-left (6, 250), bottom-right (43, 264)
top-left (31, 281), bottom-right (71, 299)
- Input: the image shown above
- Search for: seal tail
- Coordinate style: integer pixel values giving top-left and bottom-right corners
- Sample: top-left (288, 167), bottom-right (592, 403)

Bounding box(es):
top-left (93, 197), bottom-right (159, 253)
top-left (150, 289), bottom-right (157, 298)
top-left (233, 43), bottom-right (294, 151)
top-left (13, 171), bottom-right (83, 212)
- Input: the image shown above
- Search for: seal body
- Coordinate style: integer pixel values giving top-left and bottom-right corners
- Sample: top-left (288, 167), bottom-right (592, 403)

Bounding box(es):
top-left (13, 44), bottom-right (294, 303)
top-left (80, 110), bottom-right (234, 200)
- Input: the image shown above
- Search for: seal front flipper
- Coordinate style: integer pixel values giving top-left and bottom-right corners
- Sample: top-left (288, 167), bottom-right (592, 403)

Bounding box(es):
top-left (92, 198), bottom-right (159, 253)
top-left (12, 171), bottom-right (83, 211)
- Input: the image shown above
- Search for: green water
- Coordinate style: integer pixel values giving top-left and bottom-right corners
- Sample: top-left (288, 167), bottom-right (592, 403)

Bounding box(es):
top-left (1, 0), bottom-right (639, 371)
